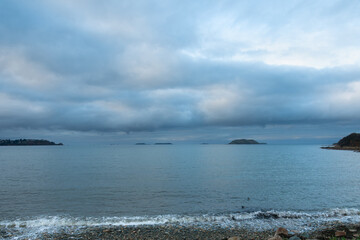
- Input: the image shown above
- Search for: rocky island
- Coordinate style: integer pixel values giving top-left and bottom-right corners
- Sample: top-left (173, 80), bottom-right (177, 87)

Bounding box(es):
top-left (321, 133), bottom-right (360, 152)
top-left (0, 139), bottom-right (63, 146)
top-left (229, 139), bottom-right (266, 144)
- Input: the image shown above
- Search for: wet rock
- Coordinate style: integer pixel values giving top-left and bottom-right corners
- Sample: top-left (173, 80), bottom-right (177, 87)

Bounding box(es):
top-left (300, 233), bottom-right (310, 239)
top-left (268, 235), bottom-right (282, 240)
top-left (228, 237), bottom-right (240, 240)
top-left (289, 236), bottom-right (301, 240)
top-left (275, 227), bottom-right (288, 237)
top-left (255, 212), bottom-right (279, 219)
top-left (335, 230), bottom-right (346, 237)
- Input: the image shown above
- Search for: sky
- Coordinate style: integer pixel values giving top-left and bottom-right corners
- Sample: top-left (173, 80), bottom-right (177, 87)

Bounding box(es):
top-left (1, 0), bottom-right (360, 145)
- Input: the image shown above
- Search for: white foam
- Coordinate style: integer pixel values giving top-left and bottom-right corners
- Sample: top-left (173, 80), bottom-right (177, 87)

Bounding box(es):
top-left (2, 208), bottom-right (360, 239)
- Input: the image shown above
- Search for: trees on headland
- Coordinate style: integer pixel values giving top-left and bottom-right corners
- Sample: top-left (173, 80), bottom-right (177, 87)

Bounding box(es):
top-left (0, 139), bottom-right (63, 146)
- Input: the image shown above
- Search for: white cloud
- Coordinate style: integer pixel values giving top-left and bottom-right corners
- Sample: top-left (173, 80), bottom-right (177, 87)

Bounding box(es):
top-left (116, 44), bottom-right (177, 87)
top-left (0, 93), bottom-right (46, 117)
top-left (0, 48), bottom-right (60, 90)
top-left (185, 1), bottom-right (360, 69)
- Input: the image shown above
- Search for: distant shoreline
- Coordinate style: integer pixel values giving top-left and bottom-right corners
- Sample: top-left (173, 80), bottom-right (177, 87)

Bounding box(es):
top-left (0, 139), bottom-right (63, 146)
top-left (228, 139), bottom-right (266, 144)
top-left (321, 146), bottom-right (360, 152)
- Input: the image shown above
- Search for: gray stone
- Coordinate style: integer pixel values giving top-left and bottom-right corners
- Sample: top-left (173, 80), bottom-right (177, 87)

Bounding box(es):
top-left (268, 236), bottom-right (282, 240)
top-left (300, 233), bottom-right (310, 239)
top-left (228, 237), bottom-right (241, 240)
top-left (335, 231), bottom-right (346, 237)
top-left (275, 227), bottom-right (289, 237)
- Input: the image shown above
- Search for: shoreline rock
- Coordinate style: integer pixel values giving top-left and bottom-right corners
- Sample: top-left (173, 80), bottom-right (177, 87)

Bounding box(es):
top-left (321, 145), bottom-right (360, 152)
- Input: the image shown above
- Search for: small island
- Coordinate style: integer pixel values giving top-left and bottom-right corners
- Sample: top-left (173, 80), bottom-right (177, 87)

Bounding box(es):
top-left (321, 133), bottom-right (360, 152)
top-left (228, 139), bottom-right (266, 144)
top-left (0, 139), bottom-right (63, 146)
top-left (155, 143), bottom-right (172, 145)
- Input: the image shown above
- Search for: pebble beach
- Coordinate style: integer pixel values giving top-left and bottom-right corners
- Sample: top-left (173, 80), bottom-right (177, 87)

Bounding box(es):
top-left (3, 223), bottom-right (360, 239)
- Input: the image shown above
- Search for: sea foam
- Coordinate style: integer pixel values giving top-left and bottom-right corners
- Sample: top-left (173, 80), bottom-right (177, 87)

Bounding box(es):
top-left (2, 208), bottom-right (360, 239)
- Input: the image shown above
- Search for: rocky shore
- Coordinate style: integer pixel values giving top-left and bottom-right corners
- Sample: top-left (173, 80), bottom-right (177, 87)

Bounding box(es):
top-left (3, 223), bottom-right (360, 239)
top-left (321, 133), bottom-right (360, 152)
top-left (321, 145), bottom-right (360, 152)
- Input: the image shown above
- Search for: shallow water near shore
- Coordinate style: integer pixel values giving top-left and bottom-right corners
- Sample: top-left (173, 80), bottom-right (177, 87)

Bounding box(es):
top-left (1, 144), bottom-right (360, 239)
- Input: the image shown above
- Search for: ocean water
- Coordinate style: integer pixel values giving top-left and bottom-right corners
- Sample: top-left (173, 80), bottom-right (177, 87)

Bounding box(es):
top-left (0, 144), bottom-right (360, 239)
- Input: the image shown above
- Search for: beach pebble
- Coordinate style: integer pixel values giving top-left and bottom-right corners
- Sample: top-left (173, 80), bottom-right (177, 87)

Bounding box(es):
top-left (275, 227), bottom-right (288, 237)
top-left (268, 235), bottom-right (282, 240)
top-left (300, 233), bottom-right (310, 239)
top-left (335, 230), bottom-right (346, 237)
top-left (228, 237), bottom-right (240, 240)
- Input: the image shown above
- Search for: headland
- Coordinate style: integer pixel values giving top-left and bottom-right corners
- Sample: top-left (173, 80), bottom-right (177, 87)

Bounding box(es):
top-left (321, 133), bottom-right (360, 152)
top-left (0, 139), bottom-right (63, 146)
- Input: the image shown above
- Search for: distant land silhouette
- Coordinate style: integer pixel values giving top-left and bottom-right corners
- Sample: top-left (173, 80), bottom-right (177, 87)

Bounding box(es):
top-left (322, 133), bottom-right (360, 152)
top-left (228, 139), bottom-right (266, 144)
top-left (0, 139), bottom-right (63, 146)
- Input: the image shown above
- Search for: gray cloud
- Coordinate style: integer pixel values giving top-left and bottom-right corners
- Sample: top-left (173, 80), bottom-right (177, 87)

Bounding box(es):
top-left (0, 0), bottom-right (360, 142)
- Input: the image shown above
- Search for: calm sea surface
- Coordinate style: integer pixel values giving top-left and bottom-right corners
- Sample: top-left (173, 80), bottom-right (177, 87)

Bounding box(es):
top-left (1, 144), bottom-right (360, 237)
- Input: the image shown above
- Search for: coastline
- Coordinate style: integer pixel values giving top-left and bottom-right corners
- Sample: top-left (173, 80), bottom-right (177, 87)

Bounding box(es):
top-left (321, 146), bottom-right (360, 152)
top-left (4, 223), bottom-right (360, 239)
top-left (321, 133), bottom-right (360, 152)
top-left (33, 225), bottom-right (274, 240)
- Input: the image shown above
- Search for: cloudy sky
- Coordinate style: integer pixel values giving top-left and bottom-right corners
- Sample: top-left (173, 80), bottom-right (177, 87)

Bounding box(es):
top-left (1, 0), bottom-right (360, 144)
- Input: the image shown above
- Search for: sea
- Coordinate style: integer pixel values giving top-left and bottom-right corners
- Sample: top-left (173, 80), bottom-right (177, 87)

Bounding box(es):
top-left (0, 144), bottom-right (360, 239)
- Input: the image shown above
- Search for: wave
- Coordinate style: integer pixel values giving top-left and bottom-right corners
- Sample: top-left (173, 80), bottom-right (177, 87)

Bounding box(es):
top-left (2, 208), bottom-right (360, 239)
